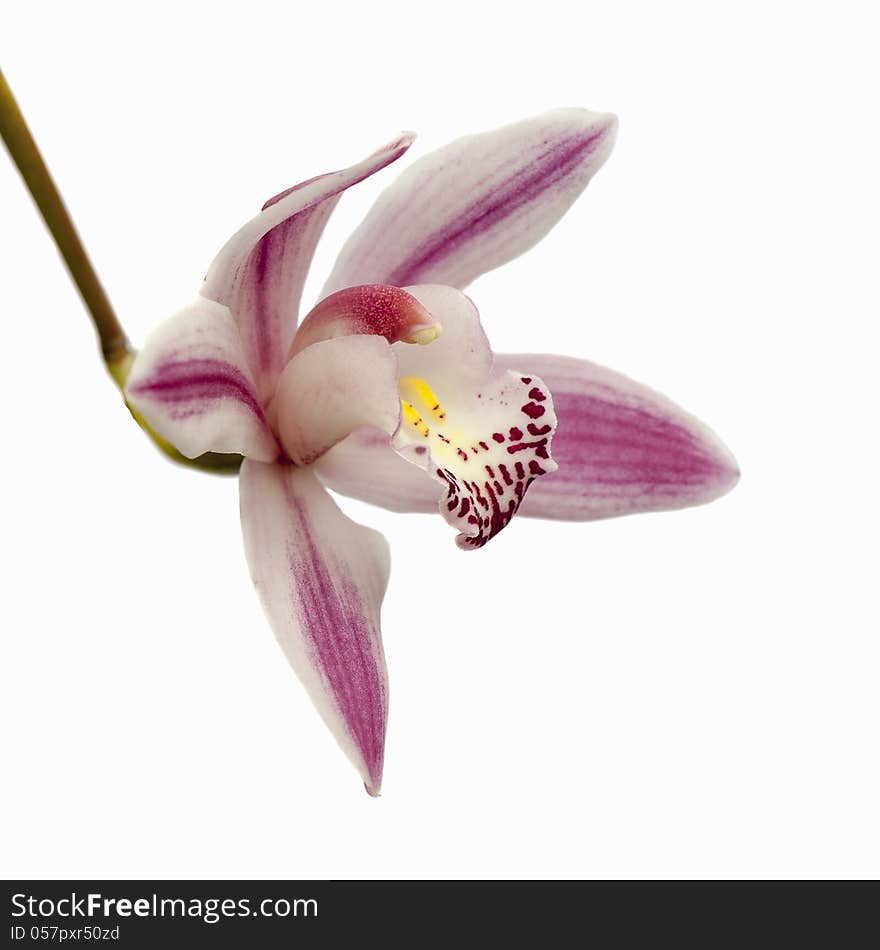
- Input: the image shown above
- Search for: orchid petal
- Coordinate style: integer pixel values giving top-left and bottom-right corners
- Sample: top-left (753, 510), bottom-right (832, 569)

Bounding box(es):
top-left (390, 286), bottom-right (558, 549)
top-left (494, 354), bottom-right (739, 520)
top-left (322, 109), bottom-right (616, 295)
top-left (202, 134), bottom-right (414, 402)
top-left (125, 297), bottom-right (279, 461)
top-left (240, 461), bottom-right (390, 795)
top-left (315, 427), bottom-right (438, 513)
top-left (274, 335), bottom-right (400, 466)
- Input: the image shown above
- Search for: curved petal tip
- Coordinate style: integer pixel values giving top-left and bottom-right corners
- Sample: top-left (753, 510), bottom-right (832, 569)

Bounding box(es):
top-left (700, 435), bottom-right (740, 504)
top-left (378, 130), bottom-right (416, 155)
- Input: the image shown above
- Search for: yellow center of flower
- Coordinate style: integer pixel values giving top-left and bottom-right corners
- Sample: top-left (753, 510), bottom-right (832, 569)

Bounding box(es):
top-left (399, 376), bottom-right (446, 439)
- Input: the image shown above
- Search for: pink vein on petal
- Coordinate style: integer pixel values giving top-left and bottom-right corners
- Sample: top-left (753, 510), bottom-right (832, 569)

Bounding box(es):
top-left (244, 207), bottom-right (329, 378)
top-left (550, 390), bottom-right (727, 491)
top-left (128, 358), bottom-right (268, 423)
top-left (282, 480), bottom-right (386, 793)
top-left (385, 131), bottom-right (607, 286)
top-left (205, 133), bottom-right (415, 402)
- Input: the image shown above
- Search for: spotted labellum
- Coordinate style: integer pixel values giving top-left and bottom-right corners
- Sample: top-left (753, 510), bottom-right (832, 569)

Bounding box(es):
top-left (125, 110), bottom-right (738, 795)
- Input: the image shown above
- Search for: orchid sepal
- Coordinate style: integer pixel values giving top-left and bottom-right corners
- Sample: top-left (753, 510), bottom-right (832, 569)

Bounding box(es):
top-left (240, 461), bottom-right (391, 796)
top-left (323, 108), bottom-right (617, 294)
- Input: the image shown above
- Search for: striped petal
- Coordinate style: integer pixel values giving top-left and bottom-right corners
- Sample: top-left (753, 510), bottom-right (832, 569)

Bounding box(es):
top-left (494, 354), bottom-right (739, 520)
top-left (322, 109), bottom-right (616, 295)
top-left (240, 461), bottom-right (390, 796)
top-left (202, 133), bottom-right (414, 402)
top-left (125, 297), bottom-right (279, 461)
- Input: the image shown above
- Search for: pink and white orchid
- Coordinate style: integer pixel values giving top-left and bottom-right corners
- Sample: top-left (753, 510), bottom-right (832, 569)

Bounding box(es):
top-left (125, 109), bottom-right (738, 795)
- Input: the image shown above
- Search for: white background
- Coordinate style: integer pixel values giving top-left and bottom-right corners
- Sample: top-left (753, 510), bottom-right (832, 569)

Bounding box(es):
top-left (1, 1), bottom-right (877, 879)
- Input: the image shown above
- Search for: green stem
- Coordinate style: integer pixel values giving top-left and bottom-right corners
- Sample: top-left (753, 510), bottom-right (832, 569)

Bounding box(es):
top-left (0, 66), bottom-right (241, 475)
top-left (0, 66), bottom-right (131, 376)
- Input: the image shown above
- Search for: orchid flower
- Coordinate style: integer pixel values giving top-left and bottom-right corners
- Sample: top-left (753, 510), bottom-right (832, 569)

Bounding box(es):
top-left (123, 110), bottom-right (738, 795)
